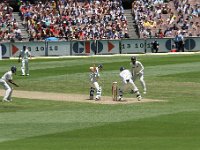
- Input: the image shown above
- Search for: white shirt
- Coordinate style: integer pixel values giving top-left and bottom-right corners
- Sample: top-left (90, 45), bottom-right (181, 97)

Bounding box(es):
top-left (14, 28), bottom-right (21, 34)
top-left (119, 69), bottom-right (132, 82)
top-left (130, 61), bottom-right (144, 74)
top-left (20, 49), bottom-right (31, 60)
top-left (1, 71), bottom-right (13, 81)
top-left (90, 67), bottom-right (100, 82)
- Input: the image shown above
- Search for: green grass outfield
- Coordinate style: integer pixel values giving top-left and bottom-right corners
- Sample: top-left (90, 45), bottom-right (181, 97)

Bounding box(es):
top-left (0, 53), bottom-right (200, 150)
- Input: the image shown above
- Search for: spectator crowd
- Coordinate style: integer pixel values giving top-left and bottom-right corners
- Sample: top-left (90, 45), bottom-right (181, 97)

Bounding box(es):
top-left (19, 0), bottom-right (129, 41)
top-left (1, 0), bottom-right (200, 41)
top-left (0, 1), bottom-right (22, 41)
top-left (132, 0), bottom-right (200, 38)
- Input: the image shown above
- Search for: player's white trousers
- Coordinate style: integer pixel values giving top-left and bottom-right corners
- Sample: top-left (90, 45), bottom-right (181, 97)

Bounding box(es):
top-left (121, 79), bottom-right (139, 92)
top-left (0, 79), bottom-right (13, 100)
top-left (21, 59), bottom-right (29, 75)
top-left (91, 81), bottom-right (102, 97)
top-left (133, 72), bottom-right (146, 91)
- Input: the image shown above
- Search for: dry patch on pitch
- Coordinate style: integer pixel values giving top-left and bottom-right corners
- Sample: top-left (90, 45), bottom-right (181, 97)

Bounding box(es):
top-left (0, 90), bottom-right (164, 104)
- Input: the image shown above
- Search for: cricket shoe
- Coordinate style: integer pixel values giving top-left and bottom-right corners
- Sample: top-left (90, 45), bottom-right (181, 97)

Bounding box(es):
top-left (8, 99), bottom-right (12, 102)
top-left (95, 96), bottom-right (101, 101)
top-left (137, 95), bottom-right (142, 101)
top-left (117, 96), bottom-right (123, 101)
top-left (2, 98), bottom-right (10, 102)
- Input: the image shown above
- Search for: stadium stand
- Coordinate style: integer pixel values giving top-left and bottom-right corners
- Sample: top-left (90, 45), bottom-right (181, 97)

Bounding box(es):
top-left (18, 0), bottom-right (130, 41)
top-left (0, 1), bottom-right (23, 41)
top-left (132, 0), bottom-right (200, 38)
top-left (1, 0), bottom-right (199, 41)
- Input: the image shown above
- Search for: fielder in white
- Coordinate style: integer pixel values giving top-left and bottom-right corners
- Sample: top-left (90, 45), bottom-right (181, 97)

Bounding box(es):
top-left (89, 64), bottom-right (103, 100)
top-left (18, 46), bottom-right (31, 76)
top-left (130, 56), bottom-right (147, 94)
top-left (0, 66), bottom-right (19, 102)
top-left (118, 66), bottom-right (142, 101)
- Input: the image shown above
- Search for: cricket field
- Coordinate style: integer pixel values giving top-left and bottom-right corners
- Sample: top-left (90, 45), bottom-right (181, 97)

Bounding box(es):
top-left (0, 53), bottom-right (200, 150)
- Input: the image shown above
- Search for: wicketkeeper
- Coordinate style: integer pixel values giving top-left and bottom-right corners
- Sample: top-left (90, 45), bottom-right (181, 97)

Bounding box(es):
top-left (118, 66), bottom-right (142, 101)
top-left (89, 64), bottom-right (103, 100)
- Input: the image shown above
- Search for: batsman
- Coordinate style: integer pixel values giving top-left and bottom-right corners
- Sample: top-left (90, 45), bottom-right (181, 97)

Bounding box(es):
top-left (89, 64), bottom-right (103, 100)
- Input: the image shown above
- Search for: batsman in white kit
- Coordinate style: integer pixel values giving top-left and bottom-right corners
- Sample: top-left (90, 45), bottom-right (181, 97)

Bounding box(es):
top-left (18, 45), bottom-right (31, 76)
top-left (89, 64), bottom-right (103, 100)
top-left (130, 56), bottom-right (147, 94)
top-left (118, 66), bottom-right (142, 101)
top-left (0, 66), bottom-right (19, 102)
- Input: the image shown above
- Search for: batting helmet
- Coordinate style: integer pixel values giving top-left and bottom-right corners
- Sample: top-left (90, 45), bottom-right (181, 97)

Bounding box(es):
top-left (120, 66), bottom-right (125, 72)
top-left (11, 66), bottom-right (17, 73)
top-left (98, 64), bottom-right (103, 69)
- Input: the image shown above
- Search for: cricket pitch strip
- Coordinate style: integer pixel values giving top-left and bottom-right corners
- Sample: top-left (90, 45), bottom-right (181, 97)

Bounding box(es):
top-left (0, 90), bottom-right (165, 105)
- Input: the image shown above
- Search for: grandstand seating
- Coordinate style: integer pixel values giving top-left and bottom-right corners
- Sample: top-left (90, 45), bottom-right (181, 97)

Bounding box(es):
top-left (1, 0), bottom-right (199, 41)
top-left (18, 0), bottom-right (130, 41)
top-left (132, 0), bottom-right (200, 38)
top-left (0, 2), bottom-right (23, 41)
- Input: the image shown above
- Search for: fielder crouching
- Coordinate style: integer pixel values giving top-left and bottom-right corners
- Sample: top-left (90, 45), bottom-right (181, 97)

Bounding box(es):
top-left (89, 64), bottom-right (103, 100)
top-left (0, 66), bottom-right (19, 102)
top-left (118, 66), bottom-right (142, 101)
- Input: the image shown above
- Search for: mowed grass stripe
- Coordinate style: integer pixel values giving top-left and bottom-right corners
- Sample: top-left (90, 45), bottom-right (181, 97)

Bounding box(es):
top-left (1, 111), bottom-right (200, 150)
top-left (24, 57), bottom-right (130, 71)
top-left (159, 71), bottom-right (200, 83)
top-left (145, 62), bottom-right (200, 76)
top-left (0, 122), bottom-right (100, 143)
top-left (1, 103), bottom-right (197, 124)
